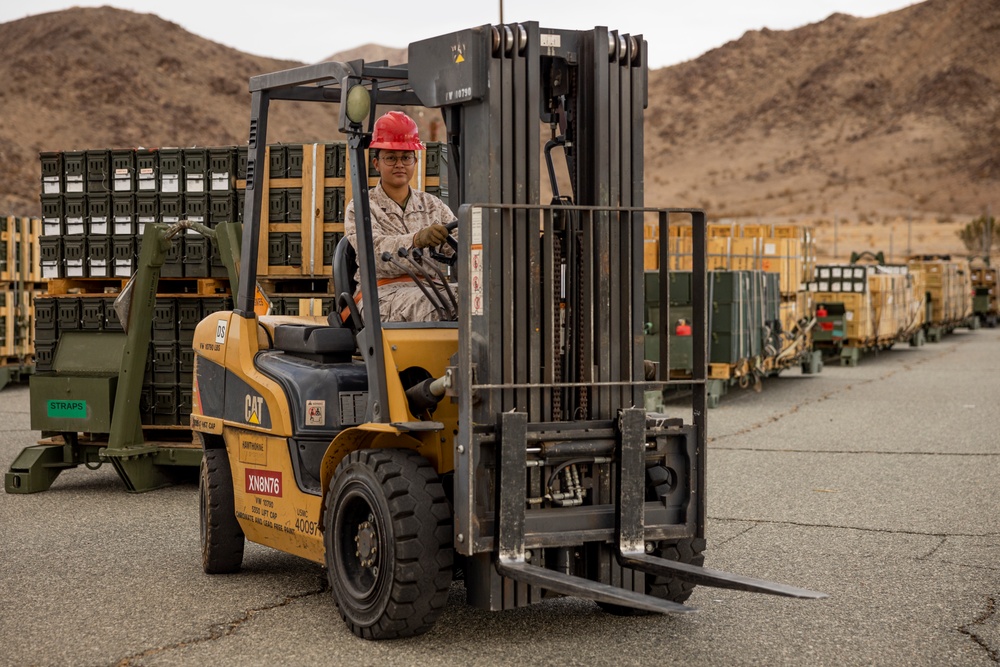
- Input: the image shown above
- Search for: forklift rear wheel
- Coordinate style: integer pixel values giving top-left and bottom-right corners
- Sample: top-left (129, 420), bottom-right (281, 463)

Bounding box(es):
top-left (200, 447), bottom-right (245, 574)
top-left (597, 537), bottom-right (707, 615)
top-left (325, 448), bottom-right (453, 640)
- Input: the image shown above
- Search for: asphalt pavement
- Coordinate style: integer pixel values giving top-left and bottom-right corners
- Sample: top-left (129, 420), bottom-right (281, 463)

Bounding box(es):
top-left (1, 327), bottom-right (997, 666)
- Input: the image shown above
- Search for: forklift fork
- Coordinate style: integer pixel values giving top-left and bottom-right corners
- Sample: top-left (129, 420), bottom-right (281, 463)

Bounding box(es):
top-left (494, 409), bottom-right (826, 613)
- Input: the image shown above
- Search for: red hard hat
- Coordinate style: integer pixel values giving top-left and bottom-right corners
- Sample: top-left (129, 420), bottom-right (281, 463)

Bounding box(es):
top-left (370, 111), bottom-right (425, 151)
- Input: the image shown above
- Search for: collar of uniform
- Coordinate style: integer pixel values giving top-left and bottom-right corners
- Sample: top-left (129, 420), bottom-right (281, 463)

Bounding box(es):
top-left (373, 181), bottom-right (424, 214)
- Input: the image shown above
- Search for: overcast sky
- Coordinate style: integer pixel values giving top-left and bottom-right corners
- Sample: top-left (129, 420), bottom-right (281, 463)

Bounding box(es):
top-left (1, 1), bottom-right (918, 69)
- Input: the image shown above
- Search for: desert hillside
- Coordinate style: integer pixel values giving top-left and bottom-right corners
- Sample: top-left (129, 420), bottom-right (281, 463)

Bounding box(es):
top-left (0, 2), bottom-right (996, 259)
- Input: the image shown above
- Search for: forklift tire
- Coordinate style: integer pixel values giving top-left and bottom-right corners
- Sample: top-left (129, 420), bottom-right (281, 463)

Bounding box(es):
top-left (200, 447), bottom-right (245, 574)
top-left (597, 537), bottom-right (707, 615)
top-left (324, 448), bottom-right (453, 640)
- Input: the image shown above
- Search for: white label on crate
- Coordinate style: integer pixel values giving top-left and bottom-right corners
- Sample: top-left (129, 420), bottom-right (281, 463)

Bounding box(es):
top-left (211, 173), bottom-right (230, 190)
top-left (215, 319), bottom-right (227, 344)
top-left (819, 281), bottom-right (829, 291)
top-left (832, 267), bottom-right (842, 278)
top-left (42, 179), bottom-right (61, 194)
top-left (66, 223), bottom-right (85, 235)
top-left (186, 175), bottom-right (205, 193)
top-left (161, 174), bottom-right (180, 193)
top-left (114, 223), bottom-right (133, 235)
top-left (113, 178), bottom-right (131, 192)
top-left (764, 242), bottom-right (776, 255)
top-left (470, 247), bottom-right (484, 316)
top-left (854, 268), bottom-right (865, 278)
top-left (42, 263), bottom-right (59, 279)
top-left (89, 221), bottom-right (108, 235)
top-left (540, 33), bottom-right (561, 48)
top-left (854, 283), bottom-right (864, 292)
top-left (845, 311), bottom-right (854, 321)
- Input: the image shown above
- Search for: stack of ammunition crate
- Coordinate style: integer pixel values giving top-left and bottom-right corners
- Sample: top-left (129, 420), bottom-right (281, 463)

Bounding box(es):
top-left (906, 257), bottom-right (973, 326)
top-left (1, 216), bottom-right (44, 367)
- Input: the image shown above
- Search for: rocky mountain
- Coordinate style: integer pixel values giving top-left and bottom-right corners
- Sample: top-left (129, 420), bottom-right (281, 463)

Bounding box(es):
top-left (0, 1), bottom-right (996, 230)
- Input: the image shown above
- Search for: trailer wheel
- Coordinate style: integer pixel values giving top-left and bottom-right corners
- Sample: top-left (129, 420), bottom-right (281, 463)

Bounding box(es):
top-left (598, 537), bottom-right (707, 615)
top-left (200, 447), bottom-right (245, 574)
top-left (325, 448), bottom-right (453, 640)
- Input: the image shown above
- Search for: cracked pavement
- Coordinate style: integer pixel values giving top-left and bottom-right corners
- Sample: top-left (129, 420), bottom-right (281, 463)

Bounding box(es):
top-left (1, 328), bottom-right (997, 666)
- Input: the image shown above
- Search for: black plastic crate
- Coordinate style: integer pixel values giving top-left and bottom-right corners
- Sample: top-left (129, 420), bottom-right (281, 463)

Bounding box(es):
top-left (152, 298), bottom-right (178, 340)
top-left (286, 188), bottom-right (302, 222)
top-left (153, 344), bottom-right (178, 384)
top-left (34, 341), bottom-right (56, 373)
top-left (87, 235), bottom-right (111, 278)
top-left (104, 296), bottom-right (124, 332)
top-left (135, 192), bottom-right (158, 224)
top-left (209, 147), bottom-right (237, 191)
top-left (80, 297), bottom-right (105, 331)
top-left (158, 148), bottom-right (183, 193)
top-left (281, 297), bottom-right (299, 316)
top-left (57, 298), bottom-right (81, 331)
top-left (85, 149), bottom-right (111, 188)
top-left (136, 149), bottom-right (158, 192)
top-left (323, 187), bottom-right (344, 222)
top-left (184, 193), bottom-right (208, 224)
top-left (111, 149), bottom-right (135, 192)
top-left (34, 297), bottom-right (58, 333)
top-left (323, 143), bottom-right (345, 178)
top-left (41, 152), bottom-right (63, 195)
top-left (40, 152), bottom-right (63, 179)
top-left (112, 195), bottom-right (135, 235)
top-left (425, 142), bottom-right (443, 176)
top-left (286, 145), bottom-right (303, 178)
top-left (40, 195), bottom-right (64, 236)
top-left (287, 232), bottom-right (302, 266)
top-left (159, 194), bottom-right (183, 221)
top-left (39, 237), bottom-right (62, 280)
top-left (177, 299), bottom-right (202, 330)
top-left (210, 192), bottom-right (237, 224)
top-left (183, 236), bottom-right (209, 278)
top-left (63, 151), bottom-right (86, 178)
top-left (87, 195), bottom-right (111, 235)
top-left (268, 189), bottom-right (287, 223)
top-left (183, 148), bottom-right (208, 194)
top-left (268, 145), bottom-right (287, 178)
top-left (112, 235), bottom-right (136, 278)
top-left (64, 194), bottom-right (87, 235)
top-left (237, 145), bottom-right (248, 180)
top-left (152, 384), bottom-right (178, 425)
top-left (63, 236), bottom-right (88, 278)
top-left (268, 233), bottom-right (287, 267)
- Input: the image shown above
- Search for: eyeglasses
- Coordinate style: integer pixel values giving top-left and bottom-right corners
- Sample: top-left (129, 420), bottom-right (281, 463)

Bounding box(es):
top-left (378, 154), bottom-right (416, 166)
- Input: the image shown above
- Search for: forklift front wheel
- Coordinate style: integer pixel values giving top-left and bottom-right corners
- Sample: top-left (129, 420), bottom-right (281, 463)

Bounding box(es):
top-left (200, 447), bottom-right (245, 574)
top-left (324, 448), bottom-right (453, 640)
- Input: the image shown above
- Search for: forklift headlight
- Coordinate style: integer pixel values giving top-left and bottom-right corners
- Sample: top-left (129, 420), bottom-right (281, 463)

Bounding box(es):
top-left (344, 83), bottom-right (371, 125)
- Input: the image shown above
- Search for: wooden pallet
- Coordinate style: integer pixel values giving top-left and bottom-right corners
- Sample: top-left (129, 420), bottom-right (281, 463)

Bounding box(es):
top-left (1, 217), bottom-right (43, 283)
top-left (46, 276), bottom-right (230, 296)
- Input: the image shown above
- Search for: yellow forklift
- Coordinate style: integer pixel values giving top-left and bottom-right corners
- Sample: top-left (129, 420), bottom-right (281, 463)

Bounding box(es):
top-left (190, 23), bottom-right (825, 639)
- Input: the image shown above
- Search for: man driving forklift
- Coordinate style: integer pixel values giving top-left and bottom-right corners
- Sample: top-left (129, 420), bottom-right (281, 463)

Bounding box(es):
top-left (344, 111), bottom-right (456, 322)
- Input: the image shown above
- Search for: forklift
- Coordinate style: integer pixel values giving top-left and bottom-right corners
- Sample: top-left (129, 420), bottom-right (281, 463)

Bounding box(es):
top-left (190, 23), bottom-right (825, 639)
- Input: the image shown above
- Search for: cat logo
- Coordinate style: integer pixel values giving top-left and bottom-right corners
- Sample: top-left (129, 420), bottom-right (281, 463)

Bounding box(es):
top-left (245, 394), bottom-right (265, 425)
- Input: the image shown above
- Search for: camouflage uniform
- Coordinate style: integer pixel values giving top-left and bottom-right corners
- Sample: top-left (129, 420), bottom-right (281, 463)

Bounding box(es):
top-left (345, 182), bottom-right (457, 322)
